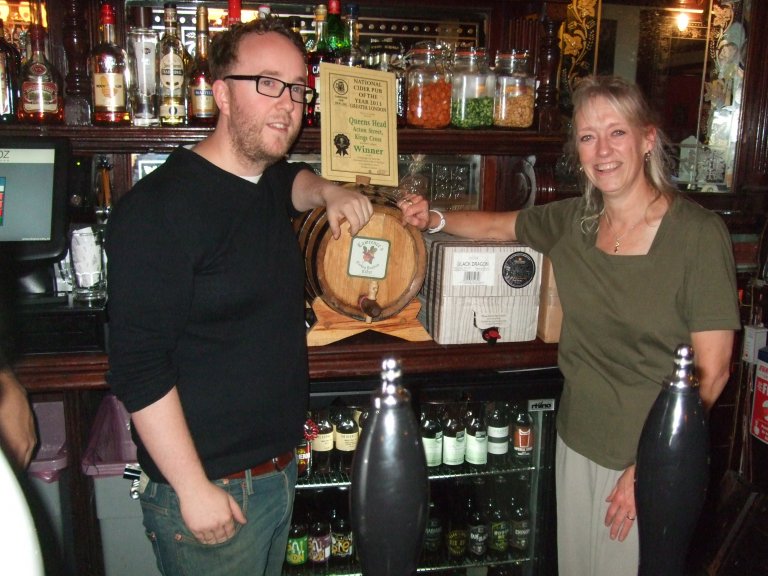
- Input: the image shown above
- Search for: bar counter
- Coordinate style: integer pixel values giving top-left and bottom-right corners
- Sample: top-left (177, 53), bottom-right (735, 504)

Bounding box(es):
top-left (14, 336), bottom-right (558, 576)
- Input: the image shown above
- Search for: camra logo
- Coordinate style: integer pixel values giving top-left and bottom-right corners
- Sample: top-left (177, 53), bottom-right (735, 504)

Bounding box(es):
top-left (333, 78), bottom-right (348, 95)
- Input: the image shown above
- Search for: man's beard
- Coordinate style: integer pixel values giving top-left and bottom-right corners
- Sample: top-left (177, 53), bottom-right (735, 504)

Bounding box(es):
top-left (227, 106), bottom-right (299, 169)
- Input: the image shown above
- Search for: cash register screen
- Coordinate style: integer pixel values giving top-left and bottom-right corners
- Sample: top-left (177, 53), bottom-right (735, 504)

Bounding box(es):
top-left (0, 137), bottom-right (70, 263)
top-left (0, 137), bottom-right (70, 298)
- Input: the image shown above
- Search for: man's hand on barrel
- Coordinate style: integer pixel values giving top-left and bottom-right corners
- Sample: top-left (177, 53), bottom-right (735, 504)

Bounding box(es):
top-left (397, 194), bottom-right (430, 231)
top-left (322, 184), bottom-right (374, 239)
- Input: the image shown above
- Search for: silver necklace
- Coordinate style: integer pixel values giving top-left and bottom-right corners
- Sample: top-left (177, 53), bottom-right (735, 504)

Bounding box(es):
top-left (603, 212), bottom-right (646, 253)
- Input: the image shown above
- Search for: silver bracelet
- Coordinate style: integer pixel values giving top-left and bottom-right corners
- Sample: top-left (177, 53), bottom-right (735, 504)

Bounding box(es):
top-left (427, 209), bottom-right (446, 234)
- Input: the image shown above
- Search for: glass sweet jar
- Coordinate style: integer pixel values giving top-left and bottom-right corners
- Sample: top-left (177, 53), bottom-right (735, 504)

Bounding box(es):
top-left (451, 47), bottom-right (495, 129)
top-left (493, 50), bottom-right (536, 129)
top-left (405, 41), bottom-right (451, 129)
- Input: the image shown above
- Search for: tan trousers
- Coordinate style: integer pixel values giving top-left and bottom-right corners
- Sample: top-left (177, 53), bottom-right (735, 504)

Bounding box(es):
top-left (556, 434), bottom-right (639, 576)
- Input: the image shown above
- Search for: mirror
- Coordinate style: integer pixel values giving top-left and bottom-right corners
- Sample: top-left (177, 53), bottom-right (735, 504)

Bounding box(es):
top-left (598, 0), bottom-right (748, 193)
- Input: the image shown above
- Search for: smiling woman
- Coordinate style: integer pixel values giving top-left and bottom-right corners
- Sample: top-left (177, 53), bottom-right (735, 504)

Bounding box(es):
top-left (597, 0), bottom-right (750, 193)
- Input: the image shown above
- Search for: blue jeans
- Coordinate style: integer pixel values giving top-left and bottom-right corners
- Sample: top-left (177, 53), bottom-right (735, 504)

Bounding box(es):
top-left (139, 459), bottom-right (297, 576)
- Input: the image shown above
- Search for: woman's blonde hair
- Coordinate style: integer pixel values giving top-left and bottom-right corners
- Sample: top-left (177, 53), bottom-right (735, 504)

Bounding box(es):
top-left (564, 76), bottom-right (677, 233)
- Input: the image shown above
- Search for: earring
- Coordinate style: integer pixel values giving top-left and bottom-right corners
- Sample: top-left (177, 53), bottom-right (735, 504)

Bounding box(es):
top-left (644, 151), bottom-right (651, 164)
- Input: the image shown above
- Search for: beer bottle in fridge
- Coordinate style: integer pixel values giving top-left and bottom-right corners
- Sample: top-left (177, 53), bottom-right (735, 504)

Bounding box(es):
top-left (445, 480), bottom-right (469, 563)
top-left (285, 492), bottom-right (310, 573)
top-left (334, 407), bottom-right (359, 474)
top-left (422, 496), bottom-right (445, 564)
top-left (511, 403), bottom-right (534, 460)
top-left (486, 477), bottom-right (510, 561)
top-left (464, 402), bottom-right (488, 471)
top-left (311, 409), bottom-right (334, 475)
top-left (329, 492), bottom-right (354, 571)
top-left (486, 401), bottom-right (510, 470)
top-left (466, 477), bottom-right (489, 561)
top-left (442, 403), bottom-right (466, 470)
top-left (420, 402), bottom-right (444, 468)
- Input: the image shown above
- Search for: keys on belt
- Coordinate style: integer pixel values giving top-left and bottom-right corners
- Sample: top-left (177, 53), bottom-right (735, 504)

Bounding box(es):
top-left (224, 451), bottom-right (294, 480)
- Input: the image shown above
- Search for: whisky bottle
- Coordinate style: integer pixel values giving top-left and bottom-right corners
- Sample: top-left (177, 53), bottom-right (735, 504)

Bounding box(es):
top-left (17, 25), bottom-right (63, 124)
top-left (90, 3), bottom-right (130, 125)
top-left (187, 5), bottom-right (216, 126)
top-left (0, 18), bottom-right (21, 123)
top-left (157, 3), bottom-right (189, 126)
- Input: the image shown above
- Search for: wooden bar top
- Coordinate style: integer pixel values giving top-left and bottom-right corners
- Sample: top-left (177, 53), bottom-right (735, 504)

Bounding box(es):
top-left (15, 334), bottom-right (559, 392)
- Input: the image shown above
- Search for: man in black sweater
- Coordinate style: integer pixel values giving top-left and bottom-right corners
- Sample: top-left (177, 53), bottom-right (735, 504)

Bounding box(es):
top-left (106, 18), bottom-right (372, 576)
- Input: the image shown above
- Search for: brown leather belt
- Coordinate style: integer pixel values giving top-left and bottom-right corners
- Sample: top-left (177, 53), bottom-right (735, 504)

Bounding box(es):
top-left (224, 451), bottom-right (294, 480)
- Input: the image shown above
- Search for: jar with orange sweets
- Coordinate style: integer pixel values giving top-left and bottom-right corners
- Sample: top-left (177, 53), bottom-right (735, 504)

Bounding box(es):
top-left (405, 42), bottom-right (451, 129)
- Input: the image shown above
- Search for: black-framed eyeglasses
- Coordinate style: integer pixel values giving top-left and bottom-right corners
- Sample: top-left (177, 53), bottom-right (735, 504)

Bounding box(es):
top-left (223, 75), bottom-right (316, 105)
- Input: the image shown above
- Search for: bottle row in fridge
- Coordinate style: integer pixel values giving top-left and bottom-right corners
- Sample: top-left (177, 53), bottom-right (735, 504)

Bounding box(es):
top-left (284, 472), bottom-right (533, 575)
top-left (294, 396), bottom-right (542, 489)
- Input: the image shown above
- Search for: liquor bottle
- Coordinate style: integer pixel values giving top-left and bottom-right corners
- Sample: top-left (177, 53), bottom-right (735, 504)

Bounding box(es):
top-left (442, 403), bottom-right (466, 470)
top-left (326, 0), bottom-right (347, 58)
top-left (311, 408), bottom-right (334, 475)
top-left (420, 402), bottom-right (443, 468)
top-left (334, 407), bottom-right (358, 474)
top-left (422, 497), bottom-right (444, 563)
top-left (297, 412), bottom-right (315, 479)
top-left (157, 3), bottom-right (189, 126)
top-left (17, 24), bottom-right (64, 124)
top-left (464, 402), bottom-right (488, 471)
top-left (285, 493), bottom-right (310, 573)
top-left (90, 3), bottom-right (130, 125)
top-left (187, 5), bottom-right (216, 126)
top-left (486, 401), bottom-right (510, 470)
top-left (466, 478), bottom-right (489, 562)
top-left (127, 6), bottom-right (160, 126)
top-left (305, 4), bottom-right (329, 127)
top-left (329, 493), bottom-right (354, 571)
top-left (0, 18), bottom-right (20, 123)
top-left (339, 3), bottom-right (363, 66)
top-left (228, 0), bottom-right (242, 27)
top-left (511, 403), bottom-right (534, 459)
top-left (636, 345), bottom-right (709, 576)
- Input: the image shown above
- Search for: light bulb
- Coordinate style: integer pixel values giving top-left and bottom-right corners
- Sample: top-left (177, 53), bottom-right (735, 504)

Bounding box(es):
top-left (676, 12), bottom-right (690, 31)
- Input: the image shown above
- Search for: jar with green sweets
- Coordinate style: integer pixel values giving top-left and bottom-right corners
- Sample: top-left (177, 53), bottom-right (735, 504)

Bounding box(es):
top-left (451, 47), bottom-right (495, 129)
top-left (493, 50), bottom-right (535, 129)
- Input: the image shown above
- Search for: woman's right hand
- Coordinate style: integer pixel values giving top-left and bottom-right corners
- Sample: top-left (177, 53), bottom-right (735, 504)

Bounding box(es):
top-left (397, 194), bottom-right (430, 230)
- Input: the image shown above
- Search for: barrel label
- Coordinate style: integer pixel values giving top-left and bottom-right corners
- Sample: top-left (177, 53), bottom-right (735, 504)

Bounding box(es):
top-left (348, 237), bottom-right (390, 279)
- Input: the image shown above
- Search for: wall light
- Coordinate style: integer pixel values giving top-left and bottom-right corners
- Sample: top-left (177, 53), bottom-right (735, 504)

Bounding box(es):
top-left (665, 7), bottom-right (704, 32)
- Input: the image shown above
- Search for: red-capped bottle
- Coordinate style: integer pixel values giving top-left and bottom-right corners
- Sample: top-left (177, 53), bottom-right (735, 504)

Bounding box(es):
top-left (90, 3), bottom-right (131, 125)
top-left (17, 25), bottom-right (63, 124)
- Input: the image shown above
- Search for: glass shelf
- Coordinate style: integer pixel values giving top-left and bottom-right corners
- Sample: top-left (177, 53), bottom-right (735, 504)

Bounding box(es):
top-left (295, 460), bottom-right (536, 490)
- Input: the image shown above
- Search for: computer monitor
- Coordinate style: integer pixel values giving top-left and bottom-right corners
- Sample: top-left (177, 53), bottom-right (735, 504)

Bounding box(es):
top-left (0, 136), bottom-right (71, 296)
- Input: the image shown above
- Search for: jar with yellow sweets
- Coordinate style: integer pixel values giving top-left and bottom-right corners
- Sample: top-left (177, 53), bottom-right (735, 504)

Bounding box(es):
top-left (493, 50), bottom-right (535, 129)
